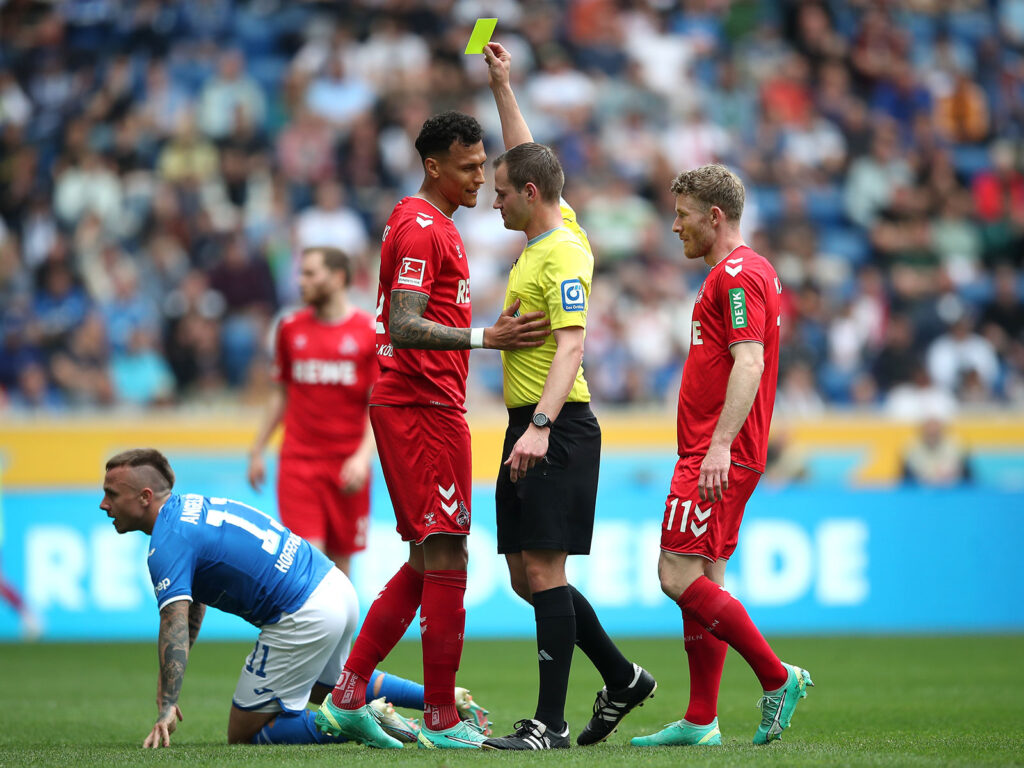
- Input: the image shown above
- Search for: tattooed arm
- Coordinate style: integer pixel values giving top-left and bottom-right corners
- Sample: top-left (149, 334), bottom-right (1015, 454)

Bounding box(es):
top-left (143, 600), bottom-right (190, 748)
top-left (187, 602), bottom-right (206, 650)
top-left (390, 290), bottom-right (550, 351)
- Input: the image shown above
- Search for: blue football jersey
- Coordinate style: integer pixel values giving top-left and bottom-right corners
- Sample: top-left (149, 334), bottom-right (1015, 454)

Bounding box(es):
top-left (147, 493), bottom-right (333, 626)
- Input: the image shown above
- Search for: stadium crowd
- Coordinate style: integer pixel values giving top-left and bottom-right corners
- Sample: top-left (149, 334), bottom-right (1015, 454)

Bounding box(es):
top-left (1, 0), bottom-right (1022, 420)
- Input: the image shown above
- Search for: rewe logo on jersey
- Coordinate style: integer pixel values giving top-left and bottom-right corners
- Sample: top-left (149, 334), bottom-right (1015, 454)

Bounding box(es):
top-left (397, 257), bottom-right (426, 287)
top-left (292, 359), bottom-right (356, 385)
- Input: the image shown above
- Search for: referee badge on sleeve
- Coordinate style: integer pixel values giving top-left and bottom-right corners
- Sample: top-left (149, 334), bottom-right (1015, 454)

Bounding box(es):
top-left (561, 279), bottom-right (585, 311)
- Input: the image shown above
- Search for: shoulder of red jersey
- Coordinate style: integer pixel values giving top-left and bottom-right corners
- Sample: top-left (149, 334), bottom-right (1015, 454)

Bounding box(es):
top-left (277, 306), bottom-right (315, 328)
top-left (348, 307), bottom-right (375, 330)
top-left (387, 197), bottom-right (451, 231)
top-left (714, 246), bottom-right (778, 284)
top-left (271, 306), bottom-right (314, 343)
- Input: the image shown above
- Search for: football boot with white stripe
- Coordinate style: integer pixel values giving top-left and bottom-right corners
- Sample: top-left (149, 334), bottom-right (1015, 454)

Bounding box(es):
top-left (577, 663), bottom-right (657, 745)
top-left (367, 697), bottom-right (419, 744)
top-left (484, 718), bottom-right (570, 750)
top-left (753, 662), bottom-right (813, 745)
top-left (416, 718), bottom-right (491, 749)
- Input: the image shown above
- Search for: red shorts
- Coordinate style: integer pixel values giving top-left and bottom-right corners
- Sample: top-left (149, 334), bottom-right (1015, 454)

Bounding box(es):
top-left (370, 404), bottom-right (472, 544)
top-left (277, 455), bottom-right (370, 557)
top-left (660, 455), bottom-right (761, 561)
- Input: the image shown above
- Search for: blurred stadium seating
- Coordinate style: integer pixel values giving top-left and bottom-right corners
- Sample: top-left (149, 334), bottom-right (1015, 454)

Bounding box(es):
top-left (1, 0), bottom-right (1023, 484)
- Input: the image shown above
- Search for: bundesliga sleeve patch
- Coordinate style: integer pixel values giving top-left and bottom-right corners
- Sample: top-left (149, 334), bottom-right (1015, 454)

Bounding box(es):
top-left (397, 257), bottom-right (426, 287)
top-left (729, 287), bottom-right (748, 328)
top-left (560, 278), bottom-right (585, 311)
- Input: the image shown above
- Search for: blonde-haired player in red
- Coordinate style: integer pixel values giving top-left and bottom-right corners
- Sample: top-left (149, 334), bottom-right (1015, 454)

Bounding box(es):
top-left (248, 246), bottom-right (375, 576)
top-left (315, 111), bottom-right (550, 750)
top-left (631, 165), bottom-right (813, 749)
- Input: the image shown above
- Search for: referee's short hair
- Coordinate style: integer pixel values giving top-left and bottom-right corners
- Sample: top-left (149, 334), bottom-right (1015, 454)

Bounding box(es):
top-left (105, 449), bottom-right (175, 491)
top-left (303, 246), bottom-right (351, 285)
top-left (494, 142), bottom-right (564, 203)
top-left (670, 164), bottom-right (745, 222)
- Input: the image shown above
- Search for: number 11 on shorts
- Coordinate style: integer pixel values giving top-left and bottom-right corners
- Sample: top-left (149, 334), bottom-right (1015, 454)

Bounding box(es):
top-left (246, 641), bottom-right (269, 678)
top-left (665, 497), bottom-right (694, 532)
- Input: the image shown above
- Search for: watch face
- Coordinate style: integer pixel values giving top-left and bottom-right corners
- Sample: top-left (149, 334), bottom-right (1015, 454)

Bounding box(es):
top-left (532, 413), bottom-right (550, 428)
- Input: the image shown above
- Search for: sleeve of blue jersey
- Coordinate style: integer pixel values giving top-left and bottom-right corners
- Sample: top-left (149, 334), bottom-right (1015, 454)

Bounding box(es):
top-left (148, 530), bottom-right (196, 611)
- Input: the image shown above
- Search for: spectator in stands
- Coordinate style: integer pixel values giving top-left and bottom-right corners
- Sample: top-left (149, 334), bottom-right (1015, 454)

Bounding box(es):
top-left (8, 360), bottom-right (64, 411)
top-left (304, 53), bottom-right (374, 134)
top-left (934, 70), bottom-right (991, 144)
top-left (53, 151), bottom-right (124, 235)
top-left (901, 414), bottom-right (972, 487)
top-left (0, 0), bottom-right (1021, 417)
top-left (50, 312), bottom-right (114, 407)
top-left (981, 264), bottom-right (1024, 355)
top-left (926, 310), bottom-right (1000, 398)
top-left (197, 49), bottom-right (266, 141)
top-left (110, 327), bottom-right (175, 406)
top-left (870, 313), bottom-right (919, 394)
top-left (775, 361), bottom-right (826, 418)
top-left (972, 140), bottom-right (1024, 266)
top-left (844, 122), bottom-right (913, 229)
top-left (294, 181), bottom-right (368, 265)
top-left (32, 260), bottom-right (90, 354)
top-left (157, 111), bottom-right (219, 184)
top-left (276, 104), bottom-right (337, 190)
top-left (886, 363), bottom-right (957, 422)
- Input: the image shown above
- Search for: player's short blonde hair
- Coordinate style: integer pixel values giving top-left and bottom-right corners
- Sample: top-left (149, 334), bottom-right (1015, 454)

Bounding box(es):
top-left (669, 164), bottom-right (745, 222)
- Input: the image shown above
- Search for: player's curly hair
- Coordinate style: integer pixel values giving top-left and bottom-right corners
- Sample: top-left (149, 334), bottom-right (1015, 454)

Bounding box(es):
top-left (414, 111), bottom-right (483, 162)
top-left (669, 164), bottom-right (745, 222)
top-left (494, 142), bottom-right (564, 203)
top-left (106, 448), bottom-right (175, 491)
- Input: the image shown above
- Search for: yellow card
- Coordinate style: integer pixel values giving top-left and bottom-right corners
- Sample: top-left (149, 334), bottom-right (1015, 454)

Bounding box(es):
top-left (465, 18), bottom-right (497, 54)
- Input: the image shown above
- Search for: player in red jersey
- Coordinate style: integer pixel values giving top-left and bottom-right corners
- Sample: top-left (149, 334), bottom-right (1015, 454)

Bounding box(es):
top-left (631, 165), bottom-right (813, 750)
top-left (247, 246), bottom-right (376, 575)
top-left (316, 111), bottom-right (550, 750)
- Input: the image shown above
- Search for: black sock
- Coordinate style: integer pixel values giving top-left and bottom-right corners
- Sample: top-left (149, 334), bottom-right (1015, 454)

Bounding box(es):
top-left (532, 585), bottom-right (575, 730)
top-left (570, 584), bottom-right (634, 690)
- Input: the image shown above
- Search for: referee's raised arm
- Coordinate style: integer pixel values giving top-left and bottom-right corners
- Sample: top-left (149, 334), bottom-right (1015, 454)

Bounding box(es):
top-left (484, 42), bottom-right (533, 150)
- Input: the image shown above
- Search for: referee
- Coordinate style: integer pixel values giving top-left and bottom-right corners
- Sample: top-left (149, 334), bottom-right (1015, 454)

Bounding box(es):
top-left (480, 42), bottom-right (656, 751)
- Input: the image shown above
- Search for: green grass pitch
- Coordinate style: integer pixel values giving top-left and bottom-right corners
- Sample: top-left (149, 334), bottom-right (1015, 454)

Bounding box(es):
top-left (1, 636), bottom-right (1022, 767)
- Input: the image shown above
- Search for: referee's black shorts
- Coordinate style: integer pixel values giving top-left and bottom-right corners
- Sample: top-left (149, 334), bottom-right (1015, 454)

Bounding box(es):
top-left (495, 402), bottom-right (601, 555)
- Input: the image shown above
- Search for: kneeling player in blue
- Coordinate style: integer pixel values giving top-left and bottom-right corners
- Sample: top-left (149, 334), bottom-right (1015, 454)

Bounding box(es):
top-left (100, 448), bottom-right (489, 748)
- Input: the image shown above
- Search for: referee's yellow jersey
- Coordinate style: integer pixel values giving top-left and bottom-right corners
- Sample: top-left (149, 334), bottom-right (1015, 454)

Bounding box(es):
top-left (501, 202), bottom-right (593, 408)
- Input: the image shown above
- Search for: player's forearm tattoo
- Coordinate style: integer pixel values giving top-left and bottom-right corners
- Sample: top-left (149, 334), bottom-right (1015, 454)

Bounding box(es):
top-left (187, 603), bottom-right (206, 650)
top-left (390, 290), bottom-right (471, 350)
top-left (157, 602), bottom-right (190, 714)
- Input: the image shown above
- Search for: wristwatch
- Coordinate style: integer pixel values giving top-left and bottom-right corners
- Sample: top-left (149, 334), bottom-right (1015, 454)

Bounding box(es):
top-left (531, 412), bottom-right (552, 429)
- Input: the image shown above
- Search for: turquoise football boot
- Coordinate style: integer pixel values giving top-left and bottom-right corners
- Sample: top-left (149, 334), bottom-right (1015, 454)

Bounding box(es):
top-left (753, 662), bottom-right (814, 745)
top-left (631, 717), bottom-right (722, 746)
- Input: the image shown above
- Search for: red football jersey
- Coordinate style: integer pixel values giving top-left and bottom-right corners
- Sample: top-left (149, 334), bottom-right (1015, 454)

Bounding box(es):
top-left (677, 246), bottom-right (781, 472)
top-left (371, 197), bottom-right (473, 410)
top-left (273, 307), bottom-right (378, 459)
